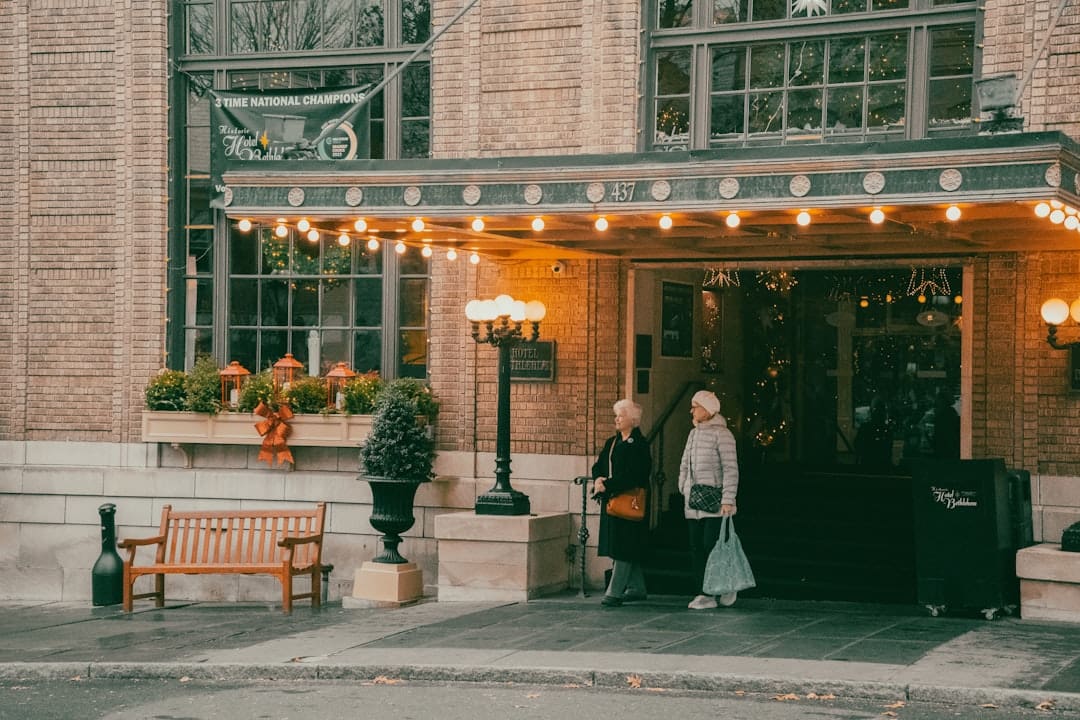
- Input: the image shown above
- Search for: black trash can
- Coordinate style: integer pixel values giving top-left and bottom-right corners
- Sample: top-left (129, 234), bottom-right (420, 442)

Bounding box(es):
top-left (909, 458), bottom-right (1018, 619)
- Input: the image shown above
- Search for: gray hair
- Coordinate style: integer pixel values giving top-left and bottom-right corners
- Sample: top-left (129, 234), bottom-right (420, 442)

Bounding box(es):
top-left (613, 398), bottom-right (643, 427)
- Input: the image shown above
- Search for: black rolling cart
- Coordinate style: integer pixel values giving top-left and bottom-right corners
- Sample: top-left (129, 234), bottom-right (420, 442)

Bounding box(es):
top-left (909, 458), bottom-right (1019, 619)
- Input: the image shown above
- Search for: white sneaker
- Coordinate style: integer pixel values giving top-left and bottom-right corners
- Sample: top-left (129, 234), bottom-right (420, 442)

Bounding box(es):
top-left (718, 591), bottom-right (738, 607)
top-left (688, 594), bottom-right (718, 610)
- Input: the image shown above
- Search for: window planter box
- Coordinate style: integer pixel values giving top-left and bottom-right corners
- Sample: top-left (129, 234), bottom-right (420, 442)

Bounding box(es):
top-left (140, 411), bottom-right (375, 466)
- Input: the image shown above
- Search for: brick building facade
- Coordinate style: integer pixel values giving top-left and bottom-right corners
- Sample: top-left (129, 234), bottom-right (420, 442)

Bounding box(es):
top-left (2, 0), bottom-right (1080, 605)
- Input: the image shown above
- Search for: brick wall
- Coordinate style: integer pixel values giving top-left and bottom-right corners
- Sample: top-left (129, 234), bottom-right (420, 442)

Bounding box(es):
top-left (431, 0), bottom-right (639, 157)
top-left (0, 0), bottom-right (168, 442)
top-left (982, 0), bottom-right (1080, 137)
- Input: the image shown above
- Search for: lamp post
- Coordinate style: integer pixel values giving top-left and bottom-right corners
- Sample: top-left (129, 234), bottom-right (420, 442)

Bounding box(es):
top-left (465, 294), bottom-right (546, 516)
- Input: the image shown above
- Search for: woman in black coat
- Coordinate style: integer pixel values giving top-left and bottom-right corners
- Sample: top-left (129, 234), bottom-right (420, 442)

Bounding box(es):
top-left (591, 399), bottom-right (652, 607)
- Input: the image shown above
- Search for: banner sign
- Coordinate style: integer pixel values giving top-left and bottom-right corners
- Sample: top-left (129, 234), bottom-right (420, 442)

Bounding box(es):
top-left (209, 85), bottom-right (371, 207)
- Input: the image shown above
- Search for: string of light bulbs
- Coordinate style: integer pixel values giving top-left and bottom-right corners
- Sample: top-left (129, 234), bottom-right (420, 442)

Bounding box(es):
top-left (233, 217), bottom-right (482, 264)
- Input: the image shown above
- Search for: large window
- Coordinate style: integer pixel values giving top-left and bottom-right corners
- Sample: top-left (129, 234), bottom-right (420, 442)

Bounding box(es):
top-left (650, 0), bottom-right (978, 149)
top-left (173, 0), bottom-right (431, 377)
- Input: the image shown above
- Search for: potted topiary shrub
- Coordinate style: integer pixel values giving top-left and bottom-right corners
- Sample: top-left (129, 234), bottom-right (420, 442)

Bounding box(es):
top-left (359, 381), bottom-right (437, 564)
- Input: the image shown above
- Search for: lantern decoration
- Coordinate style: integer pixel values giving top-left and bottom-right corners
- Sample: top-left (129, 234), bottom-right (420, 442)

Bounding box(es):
top-left (272, 353), bottom-right (303, 391)
top-left (218, 361), bottom-right (250, 409)
top-left (325, 362), bottom-right (357, 410)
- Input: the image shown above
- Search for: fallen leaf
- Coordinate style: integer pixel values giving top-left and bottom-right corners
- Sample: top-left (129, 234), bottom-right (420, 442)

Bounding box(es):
top-left (626, 674), bottom-right (642, 689)
top-left (813, 693), bottom-right (837, 700)
top-left (734, 690), bottom-right (746, 696)
top-left (881, 712), bottom-right (898, 718)
top-left (884, 701), bottom-right (906, 709)
top-left (178, 676), bottom-right (191, 683)
top-left (526, 693), bottom-right (540, 699)
top-left (371, 675), bottom-right (404, 685)
top-left (645, 688), bottom-right (666, 693)
top-left (562, 684), bottom-right (582, 688)
top-left (1035, 699), bottom-right (1056, 711)
top-left (980, 703), bottom-right (998, 709)
top-left (69, 676), bottom-right (82, 682)
top-left (772, 693), bottom-right (800, 701)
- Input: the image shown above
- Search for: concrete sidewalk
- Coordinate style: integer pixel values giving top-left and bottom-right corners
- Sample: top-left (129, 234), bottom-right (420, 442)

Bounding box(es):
top-left (1, 595), bottom-right (1078, 713)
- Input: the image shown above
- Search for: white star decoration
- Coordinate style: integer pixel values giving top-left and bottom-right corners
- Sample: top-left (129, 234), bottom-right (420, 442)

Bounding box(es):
top-left (792, 0), bottom-right (827, 16)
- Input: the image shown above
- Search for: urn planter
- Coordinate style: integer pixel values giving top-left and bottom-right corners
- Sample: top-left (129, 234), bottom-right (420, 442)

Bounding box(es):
top-left (362, 475), bottom-right (427, 564)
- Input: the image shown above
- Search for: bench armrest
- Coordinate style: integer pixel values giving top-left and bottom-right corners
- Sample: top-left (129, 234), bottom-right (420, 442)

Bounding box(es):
top-left (117, 535), bottom-right (167, 549)
top-left (278, 534), bottom-right (322, 548)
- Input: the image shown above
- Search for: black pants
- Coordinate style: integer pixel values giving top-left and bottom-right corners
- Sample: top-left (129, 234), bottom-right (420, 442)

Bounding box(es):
top-left (687, 516), bottom-right (723, 595)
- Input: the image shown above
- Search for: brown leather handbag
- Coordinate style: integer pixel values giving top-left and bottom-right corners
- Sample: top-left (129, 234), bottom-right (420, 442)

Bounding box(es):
top-left (607, 487), bottom-right (646, 522)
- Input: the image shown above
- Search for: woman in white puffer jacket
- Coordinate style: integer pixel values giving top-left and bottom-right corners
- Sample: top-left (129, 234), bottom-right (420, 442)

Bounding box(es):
top-left (678, 390), bottom-right (739, 610)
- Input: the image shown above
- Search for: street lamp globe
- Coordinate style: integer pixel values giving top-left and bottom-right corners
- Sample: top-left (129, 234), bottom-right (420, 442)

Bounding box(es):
top-left (1042, 298), bottom-right (1070, 326)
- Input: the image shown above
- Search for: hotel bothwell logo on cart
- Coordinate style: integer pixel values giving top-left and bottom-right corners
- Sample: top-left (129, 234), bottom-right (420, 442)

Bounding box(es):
top-left (931, 487), bottom-right (978, 510)
top-left (209, 85), bottom-right (371, 207)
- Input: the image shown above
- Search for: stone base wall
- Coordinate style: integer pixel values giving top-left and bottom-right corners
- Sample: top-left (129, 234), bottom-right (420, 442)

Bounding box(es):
top-left (0, 441), bottom-right (606, 603)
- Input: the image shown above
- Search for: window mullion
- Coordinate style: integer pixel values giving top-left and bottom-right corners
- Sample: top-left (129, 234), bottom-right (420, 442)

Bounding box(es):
top-left (908, 26), bottom-right (927, 138)
top-left (691, 43), bottom-right (710, 148)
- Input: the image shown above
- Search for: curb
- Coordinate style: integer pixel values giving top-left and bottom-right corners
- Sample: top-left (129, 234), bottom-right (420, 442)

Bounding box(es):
top-left (2, 662), bottom-right (1078, 711)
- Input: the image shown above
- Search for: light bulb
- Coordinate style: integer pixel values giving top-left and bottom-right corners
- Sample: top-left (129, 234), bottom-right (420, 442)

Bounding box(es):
top-left (1035, 202), bottom-right (1051, 218)
top-left (510, 301), bottom-right (526, 322)
top-left (725, 212), bottom-right (740, 228)
top-left (869, 208), bottom-right (885, 224)
top-left (1066, 216), bottom-right (1079, 231)
top-left (531, 217), bottom-right (545, 231)
top-left (595, 217), bottom-right (608, 231)
top-left (275, 224), bottom-right (288, 238)
top-left (237, 218), bottom-right (252, 232)
top-left (796, 211), bottom-right (811, 226)
top-left (470, 251), bottom-right (480, 264)
top-left (659, 214), bottom-right (673, 230)
top-left (525, 300), bottom-right (546, 322)
top-left (471, 218), bottom-right (485, 232)
top-left (395, 241), bottom-right (407, 254)
top-left (464, 300), bottom-right (483, 322)
top-left (494, 294), bottom-right (515, 316)
top-left (446, 248), bottom-right (458, 261)
top-left (1050, 209), bottom-right (1066, 224)
top-left (1071, 298), bottom-right (1080, 324)
top-left (421, 245), bottom-right (433, 258)
top-left (306, 228), bottom-right (320, 242)
top-left (353, 218), bottom-right (367, 232)
top-left (411, 218), bottom-right (425, 232)
top-left (297, 218), bottom-right (310, 232)
top-left (1042, 298), bottom-right (1070, 325)
top-left (337, 232), bottom-right (350, 246)
top-left (366, 237), bottom-right (380, 251)
top-left (945, 205), bottom-right (961, 221)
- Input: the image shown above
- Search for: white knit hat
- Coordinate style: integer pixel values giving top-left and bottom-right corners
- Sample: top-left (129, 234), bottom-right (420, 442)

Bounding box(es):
top-left (691, 390), bottom-right (720, 416)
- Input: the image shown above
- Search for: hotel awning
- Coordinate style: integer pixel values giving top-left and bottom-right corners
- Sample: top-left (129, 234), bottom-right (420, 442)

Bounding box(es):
top-left (222, 131), bottom-right (1080, 263)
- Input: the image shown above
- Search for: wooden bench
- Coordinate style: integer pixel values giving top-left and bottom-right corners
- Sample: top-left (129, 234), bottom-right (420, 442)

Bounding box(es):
top-left (118, 503), bottom-right (326, 614)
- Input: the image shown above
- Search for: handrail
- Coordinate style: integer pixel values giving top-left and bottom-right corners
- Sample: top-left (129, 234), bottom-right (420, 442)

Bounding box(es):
top-left (644, 381), bottom-right (705, 527)
top-left (646, 380), bottom-right (705, 446)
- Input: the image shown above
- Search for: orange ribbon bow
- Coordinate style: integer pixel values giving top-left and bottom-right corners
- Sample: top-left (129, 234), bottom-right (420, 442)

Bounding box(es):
top-left (254, 401), bottom-right (294, 467)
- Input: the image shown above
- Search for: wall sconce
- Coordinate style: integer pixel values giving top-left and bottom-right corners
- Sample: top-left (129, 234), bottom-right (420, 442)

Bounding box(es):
top-left (1040, 298), bottom-right (1080, 391)
top-left (1039, 298), bottom-right (1080, 349)
top-left (218, 361), bottom-right (250, 409)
